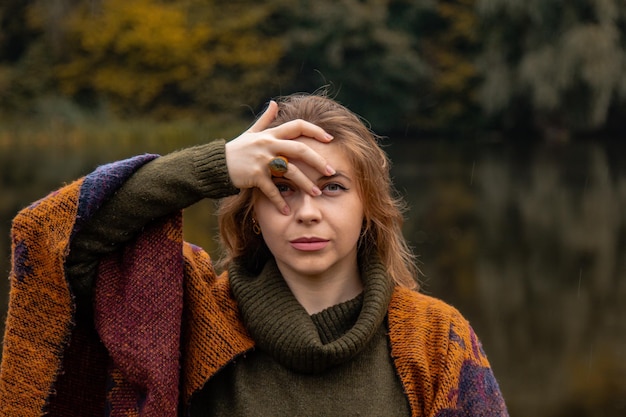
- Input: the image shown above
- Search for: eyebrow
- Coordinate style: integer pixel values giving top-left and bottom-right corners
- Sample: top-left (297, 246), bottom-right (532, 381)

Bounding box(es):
top-left (317, 171), bottom-right (353, 183)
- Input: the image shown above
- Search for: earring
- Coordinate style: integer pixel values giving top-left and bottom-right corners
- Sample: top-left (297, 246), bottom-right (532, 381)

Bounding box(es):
top-left (252, 218), bottom-right (261, 235)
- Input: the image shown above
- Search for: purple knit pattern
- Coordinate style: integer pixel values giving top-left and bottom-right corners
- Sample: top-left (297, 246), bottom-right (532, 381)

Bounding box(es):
top-left (36, 155), bottom-right (163, 416)
top-left (12, 240), bottom-right (32, 283)
top-left (436, 326), bottom-right (508, 417)
top-left (72, 154), bottom-right (182, 417)
top-left (435, 360), bottom-right (507, 417)
top-left (78, 158), bottom-right (185, 417)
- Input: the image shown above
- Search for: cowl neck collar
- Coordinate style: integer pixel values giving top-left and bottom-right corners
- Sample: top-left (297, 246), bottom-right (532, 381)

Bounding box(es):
top-left (228, 256), bottom-right (393, 374)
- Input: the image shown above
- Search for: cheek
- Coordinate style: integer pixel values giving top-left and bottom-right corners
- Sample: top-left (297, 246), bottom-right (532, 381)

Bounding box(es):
top-left (342, 200), bottom-right (365, 239)
top-left (253, 198), bottom-right (286, 236)
top-left (252, 194), bottom-right (272, 223)
top-left (349, 216), bottom-right (365, 239)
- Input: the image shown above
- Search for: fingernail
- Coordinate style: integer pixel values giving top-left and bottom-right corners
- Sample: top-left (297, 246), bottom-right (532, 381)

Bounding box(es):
top-left (282, 205), bottom-right (290, 215)
top-left (326, 165), bottom-right (336, 176)
top-left (262, 100), bottom-right (276, 114)
top-left (325, 133), bottom-right (334, 140)
top-left (312, 186), bottom-right (322, 196)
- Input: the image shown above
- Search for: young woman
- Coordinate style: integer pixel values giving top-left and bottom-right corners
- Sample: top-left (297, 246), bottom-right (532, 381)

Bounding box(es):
top-left (0, 94), bottom-right (508, 416)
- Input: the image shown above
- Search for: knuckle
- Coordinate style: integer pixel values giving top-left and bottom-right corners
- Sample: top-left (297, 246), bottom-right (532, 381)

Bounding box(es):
top-left (264, 185), bottom-right (279, 199)
top-left (292, 119), bottom-right (306, 130)
top-left (251, 165), bottom-right (266, 179)
top-left (256, 135), bottom-right (275, 147)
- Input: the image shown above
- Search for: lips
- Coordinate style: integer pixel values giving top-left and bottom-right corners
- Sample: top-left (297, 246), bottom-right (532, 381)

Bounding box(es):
top-left (290, 237), bottom-right (329, 251)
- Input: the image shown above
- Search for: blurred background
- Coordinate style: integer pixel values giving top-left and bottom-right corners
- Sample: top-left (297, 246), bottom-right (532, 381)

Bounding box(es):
top-left (1, 0), bottom-right (626, 415)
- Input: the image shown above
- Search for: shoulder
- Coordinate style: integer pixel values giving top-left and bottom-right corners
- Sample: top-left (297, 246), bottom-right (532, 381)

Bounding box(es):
top-left (182, 242), bottom-right (233, 300)
top-left (389, 286), bottom-right (467, 329)
top-left (388, 287), bottom-right (489, 368)
top-left (388, 288), bottom-right (509, 416)
top-left (182, 242), bottom-right (215, 275)
top-left (13, 179), bottom-right (83, 232)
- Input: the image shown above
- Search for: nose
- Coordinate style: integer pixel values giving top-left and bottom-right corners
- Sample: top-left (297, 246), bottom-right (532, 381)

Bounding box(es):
top-left (294, 193), bottom-right (321, 224)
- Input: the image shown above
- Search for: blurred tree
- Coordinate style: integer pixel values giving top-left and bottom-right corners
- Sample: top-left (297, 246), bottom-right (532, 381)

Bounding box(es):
top-left (476, 0), bottom-right (626, 137)
top-left (274, 0), bottom-right (430, 133)
top-left (0, 0), bottom-right (58, 112)
top-left (0, 0), bottom-right (37, 63)
top-left (274, 0), bottom-right (482, 136)
top-left (17, 0), bottom-right (283, 117)
top-left (3, 0), bottom-right (626, 138)
top-left (403, 0), bottom-right (482, 134)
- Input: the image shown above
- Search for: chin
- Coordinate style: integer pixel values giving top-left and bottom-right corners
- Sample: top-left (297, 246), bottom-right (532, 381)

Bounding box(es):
top-left (283, 261), bottom-right (335, 278)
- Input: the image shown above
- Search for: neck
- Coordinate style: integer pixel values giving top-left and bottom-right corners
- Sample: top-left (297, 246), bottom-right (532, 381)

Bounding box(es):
top-left (227, 255), bottom-right (395, 374)
top-left (277, 266), bottom-right (363, 315)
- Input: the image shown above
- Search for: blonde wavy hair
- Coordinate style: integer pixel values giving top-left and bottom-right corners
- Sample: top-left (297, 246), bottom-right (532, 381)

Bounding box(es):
top-left (217, 93), bottom-right (419, 289)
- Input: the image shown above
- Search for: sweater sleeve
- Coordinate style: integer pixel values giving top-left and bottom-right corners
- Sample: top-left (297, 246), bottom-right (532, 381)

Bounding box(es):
top-left (66, 139), bottom-right (239, 305)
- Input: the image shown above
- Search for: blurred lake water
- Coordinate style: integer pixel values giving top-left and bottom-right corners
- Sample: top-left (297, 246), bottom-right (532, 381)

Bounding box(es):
top-left (386, 139), bottom-right (626, 416)
top-left (1, 138), bottom-right (625, 416)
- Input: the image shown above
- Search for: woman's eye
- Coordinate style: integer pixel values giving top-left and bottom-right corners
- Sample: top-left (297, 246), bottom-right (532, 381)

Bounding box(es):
top-left (275, 182), bottom-right (294, 195)
top-left (322, 183), bottom-right (348, 194)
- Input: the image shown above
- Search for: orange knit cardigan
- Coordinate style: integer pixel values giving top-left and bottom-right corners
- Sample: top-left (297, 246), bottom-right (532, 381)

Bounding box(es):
top-left (0, 159), bottom-right (508, 417)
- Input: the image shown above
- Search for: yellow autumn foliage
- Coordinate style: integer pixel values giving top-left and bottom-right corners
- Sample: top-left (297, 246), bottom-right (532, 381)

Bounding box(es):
top-left (417, 0), bottom-right (480, 128)
top-left (53, 0), bottom-right (282, 116)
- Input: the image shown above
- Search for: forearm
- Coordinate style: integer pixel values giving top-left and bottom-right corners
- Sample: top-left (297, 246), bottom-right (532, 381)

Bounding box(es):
top-left (66, 140), bottom-right (238, 302)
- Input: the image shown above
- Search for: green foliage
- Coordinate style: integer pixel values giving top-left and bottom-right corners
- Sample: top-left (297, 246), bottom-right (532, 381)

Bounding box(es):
top-left (6, 43), bottom-right (58, 104)
top-left (275, 0), bottom-right (430, 132)
top-left (2, 0), bottom-right (626, 137)
top-left (410, 0), bottom-right (482, 132)
top-left (0, 0), bottom-right (54, 113)
top-left (275, 0), bottom-right (483, 135)
top-left (476, 0), bottom-right (626, 134)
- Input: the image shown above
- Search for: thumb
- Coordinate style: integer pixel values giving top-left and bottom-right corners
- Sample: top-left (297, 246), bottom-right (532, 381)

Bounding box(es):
top-left (249, 100), bottom-right (278, 132)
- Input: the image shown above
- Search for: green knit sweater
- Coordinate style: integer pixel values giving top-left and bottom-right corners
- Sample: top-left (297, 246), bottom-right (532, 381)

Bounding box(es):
top-left (67, 141), bottom-right (411, 415)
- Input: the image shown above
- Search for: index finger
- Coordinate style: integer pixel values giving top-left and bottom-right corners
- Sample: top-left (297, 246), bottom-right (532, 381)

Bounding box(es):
top-left (277, 140), bottom-right (336, 178)
top-left (268, 119), bottom-right (334, 144)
